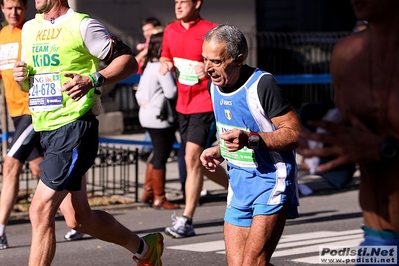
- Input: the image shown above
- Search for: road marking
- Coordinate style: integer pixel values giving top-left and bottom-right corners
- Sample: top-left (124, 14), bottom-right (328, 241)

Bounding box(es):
top-left (167, 229), bottom-right (364, 264)
top-left (167, 240), bottom-right (225, 252)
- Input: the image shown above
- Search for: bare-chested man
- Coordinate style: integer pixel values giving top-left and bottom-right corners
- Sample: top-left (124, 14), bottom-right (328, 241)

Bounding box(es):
top-left (298, 0), bottom-right (399, 260)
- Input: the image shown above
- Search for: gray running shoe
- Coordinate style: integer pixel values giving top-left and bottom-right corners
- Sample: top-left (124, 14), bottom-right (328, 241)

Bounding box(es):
top-left (0, 234), bottom-right (8, 249)
top-left (164, 213), bottom-right (195, 238)
top-left (64, 229), bottom-right (84, 241)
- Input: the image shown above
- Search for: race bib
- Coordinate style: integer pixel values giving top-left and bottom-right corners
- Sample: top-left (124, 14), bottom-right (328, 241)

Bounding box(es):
top-left (173, 57), bottom-right (199, 85)
top-left (217, 122), bottom-right (258, 168)
top-left (29, 72), bottom-right (63, 112)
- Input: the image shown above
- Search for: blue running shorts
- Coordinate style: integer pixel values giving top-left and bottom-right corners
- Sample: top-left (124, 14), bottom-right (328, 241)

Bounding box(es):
top-left (225, 203), bottom-right (284, 227)
top-left (356, 226), bottom-right (399, 266)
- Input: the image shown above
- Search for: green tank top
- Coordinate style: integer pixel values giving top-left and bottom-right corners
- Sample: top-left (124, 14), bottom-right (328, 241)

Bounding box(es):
top-left (24, 12), bottom-right (98, 131)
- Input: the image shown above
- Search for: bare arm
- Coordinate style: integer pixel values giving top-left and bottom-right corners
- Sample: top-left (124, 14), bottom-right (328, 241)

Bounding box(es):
top-left (61, 54), bottom-right (137, 101)
top-left (220, 108), bottom-right (301, 152)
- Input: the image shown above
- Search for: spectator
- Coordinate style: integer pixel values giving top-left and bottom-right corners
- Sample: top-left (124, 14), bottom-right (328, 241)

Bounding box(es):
top-left (136, 31), bottom-right (180, 209)
top-left (135, 17), bottom-right (163, 163)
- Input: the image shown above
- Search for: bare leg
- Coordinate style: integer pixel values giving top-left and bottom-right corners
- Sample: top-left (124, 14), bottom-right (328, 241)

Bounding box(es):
top-left (28, 180), bottom-right (68, 266)
top-left (0, 156), bottom-right (24, 228)
top-left (28, 156), bottom-right (43, 178)
top-left (60, 175), bottom-right (141, 252)
top-left (182, 141), bottom-right (204, 219)
top-left (224, 222), bottom-right (249, 266)
top-left (224, 207), bottom-right (287, 266)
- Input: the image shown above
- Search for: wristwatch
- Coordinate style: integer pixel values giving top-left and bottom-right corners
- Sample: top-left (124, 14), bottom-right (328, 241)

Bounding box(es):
top-left (379, 136), bottom-right (399, 165)
top-left (89, 71), bottom-right (105, 88)
top-left (247, 132), bottom-right (260, 149)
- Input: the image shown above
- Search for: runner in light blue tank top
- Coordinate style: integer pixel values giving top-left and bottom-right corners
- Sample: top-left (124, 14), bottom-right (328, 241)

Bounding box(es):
top-left (200, 24), bottom-right (301, 265)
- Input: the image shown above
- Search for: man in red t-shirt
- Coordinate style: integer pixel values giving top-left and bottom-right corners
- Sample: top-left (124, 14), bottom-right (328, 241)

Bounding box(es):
top-left (160, 0), bottom-right (227, 238)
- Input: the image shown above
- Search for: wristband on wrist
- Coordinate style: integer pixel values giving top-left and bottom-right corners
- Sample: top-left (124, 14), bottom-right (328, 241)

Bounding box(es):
top-left (247, 132), bottom-right (260, 149)
top-left (88, 72), bottom-right (105, 88)
top-left (88, 73), bottom-right (96, 88)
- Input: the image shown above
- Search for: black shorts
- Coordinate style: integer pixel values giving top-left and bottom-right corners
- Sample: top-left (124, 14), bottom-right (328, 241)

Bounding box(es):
top-left (39, 115), bottom-right (99, 191)
top-left (177, 112), bottom-right (216, 148)
top-left (8, 115), bottom-right (42, 162)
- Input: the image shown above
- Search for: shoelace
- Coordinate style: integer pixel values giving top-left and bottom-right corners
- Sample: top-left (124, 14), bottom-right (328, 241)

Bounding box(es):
top-left (170, 213), bottom-right (185, 229)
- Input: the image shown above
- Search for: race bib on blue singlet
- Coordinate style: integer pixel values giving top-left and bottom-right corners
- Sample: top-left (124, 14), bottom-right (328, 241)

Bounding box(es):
top-left (217, 122), bottom-right (258, 168)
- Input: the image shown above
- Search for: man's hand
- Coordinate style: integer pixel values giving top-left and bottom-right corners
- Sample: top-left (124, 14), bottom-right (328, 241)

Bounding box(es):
top-left (194, 61), bottom-right (207, 80)
top-left (13, 61), bottom-right (29, 84)
top-left (159, 61), bottom-right (174, 75)
top-left (200, 145), bottom-right (224, 172)
top-left (61, 73), bottom-right (93, 101)
top-left (220, 128), bottom-right (249, 152)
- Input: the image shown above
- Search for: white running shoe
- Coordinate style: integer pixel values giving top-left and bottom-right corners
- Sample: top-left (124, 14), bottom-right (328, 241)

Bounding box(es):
top-left (164, 213), bottom-right (195, 238)
top-left (64, 229), bottom-right (84, 241)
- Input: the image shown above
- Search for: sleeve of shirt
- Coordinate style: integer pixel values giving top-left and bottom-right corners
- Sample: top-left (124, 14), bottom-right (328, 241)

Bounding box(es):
top-left (160, 25), bottom-right (172, 60)
top-left (159, 71), bottom-right (177, 100)
top-left (136, 70), bottom-right (151, 105)
top-left (80, 18), bottom-right (112, 60)
top-left (258, 74), bottom-right (291, 120)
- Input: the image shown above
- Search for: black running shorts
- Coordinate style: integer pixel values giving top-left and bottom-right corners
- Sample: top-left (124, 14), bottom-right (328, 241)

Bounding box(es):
top-left (39, 115), bottom-right (99, 191)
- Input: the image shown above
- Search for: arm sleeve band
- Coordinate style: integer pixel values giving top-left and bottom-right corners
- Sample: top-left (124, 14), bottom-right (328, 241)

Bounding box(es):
top-left (103, 36), bottom-right (133, 65)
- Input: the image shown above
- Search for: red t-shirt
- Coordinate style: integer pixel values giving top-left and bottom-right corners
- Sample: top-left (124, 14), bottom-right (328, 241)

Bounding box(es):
top-left (161, 17), bottom-right (217, 114)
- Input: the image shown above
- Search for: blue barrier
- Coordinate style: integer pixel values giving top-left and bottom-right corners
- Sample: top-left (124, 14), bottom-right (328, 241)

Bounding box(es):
top-left (274, 74), bottom-right (332, 84)
top-left (99, 137), bottom-right (180, 149)
top-left (117, 74), bottom-right (141, 85)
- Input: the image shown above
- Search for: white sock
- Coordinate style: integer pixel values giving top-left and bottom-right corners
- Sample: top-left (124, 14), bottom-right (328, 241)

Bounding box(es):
top-left (0, 224), bottom-right (5, 236)
top-left (134, 237), bottom-right (148, 258)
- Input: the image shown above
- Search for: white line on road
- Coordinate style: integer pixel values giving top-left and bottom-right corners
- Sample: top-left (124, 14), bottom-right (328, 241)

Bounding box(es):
top-left (167, 229), bottom-right (364, 264)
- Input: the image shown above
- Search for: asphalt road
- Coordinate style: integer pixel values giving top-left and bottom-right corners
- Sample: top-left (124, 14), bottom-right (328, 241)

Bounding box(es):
top-left (0, 181), bottom-right (363, 266)
top-left (0, 140), bottom-right (364, 266)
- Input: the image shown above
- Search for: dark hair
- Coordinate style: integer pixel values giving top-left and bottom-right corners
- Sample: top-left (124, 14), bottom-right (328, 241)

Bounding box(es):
top-left (0, 0), bottom-right (28, 5)
top-left (142, 32), bottom-right (163, 72)
top-left (141, 17), bottom-right (162, 27)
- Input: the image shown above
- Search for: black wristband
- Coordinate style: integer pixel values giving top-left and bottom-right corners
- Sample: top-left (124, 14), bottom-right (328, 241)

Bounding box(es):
top-left (247, 132), bottom-right (260, 149)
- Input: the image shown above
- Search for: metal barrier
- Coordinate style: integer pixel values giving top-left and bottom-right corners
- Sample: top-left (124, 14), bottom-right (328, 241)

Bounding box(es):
top-left (0, 143), bottom-right (140, 203)
top-left (253, 31), bottom-right (349, 109)
top-left (87, 144), bottom-right (139, 202)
